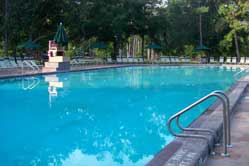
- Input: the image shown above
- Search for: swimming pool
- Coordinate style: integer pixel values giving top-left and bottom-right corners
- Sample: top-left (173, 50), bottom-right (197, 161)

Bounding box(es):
top-left (0, 66), bottom-right (240, 166)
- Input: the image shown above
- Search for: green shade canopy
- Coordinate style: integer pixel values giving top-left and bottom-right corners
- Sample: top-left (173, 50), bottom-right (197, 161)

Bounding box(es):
top-left (147, 43), bottom-right (162, 49)
top-left (90, 42), bottom-right (107, 49)
top-left (194, 45), bottom-right (210, 51)
top-left (53, 22), bottom-right (68, 47)
top-left (17, 40), bottom-right (41, 49)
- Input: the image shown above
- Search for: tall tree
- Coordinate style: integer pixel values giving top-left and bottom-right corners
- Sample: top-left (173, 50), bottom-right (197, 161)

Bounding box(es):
top-left (219, 0), bottom-right (249, 60)
top-left (4, 0), bottom-right (9, 57)
top-left (195, 6), bottom-right (209, 46)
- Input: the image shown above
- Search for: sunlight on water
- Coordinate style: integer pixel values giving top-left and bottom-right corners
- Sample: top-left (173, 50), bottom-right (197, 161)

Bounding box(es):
top-left (59, 149), bottom-right (152, 166)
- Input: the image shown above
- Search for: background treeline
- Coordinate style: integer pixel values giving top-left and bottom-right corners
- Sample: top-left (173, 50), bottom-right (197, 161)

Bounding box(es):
top-left (0, 0), bottom-right (249, 59)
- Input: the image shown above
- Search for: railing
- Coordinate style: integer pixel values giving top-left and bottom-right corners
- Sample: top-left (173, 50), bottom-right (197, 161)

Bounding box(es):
top-left (234, 66), bottom-right (249, 77)
top-left (21, 60), bottom-right (39, 75)
top-left (167, 91), bottom-right (231, 157)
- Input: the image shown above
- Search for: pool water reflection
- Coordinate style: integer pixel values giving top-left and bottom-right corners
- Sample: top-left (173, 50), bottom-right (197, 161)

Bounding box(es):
top-left (0, 66), bottom-right (240, 166)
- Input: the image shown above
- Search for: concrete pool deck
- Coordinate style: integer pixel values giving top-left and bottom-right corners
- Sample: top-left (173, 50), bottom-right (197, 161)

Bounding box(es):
top-left (206, 86), bottom-right (249, 166)
top-left (0, 63), bottom-right (247, 79)
top-left (0, 64), bottom-right (133, 79)
top-left (147, 76), bottom-right (249, 166)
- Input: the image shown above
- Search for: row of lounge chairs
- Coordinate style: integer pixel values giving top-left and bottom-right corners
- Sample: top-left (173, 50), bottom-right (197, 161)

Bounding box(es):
top-left (70, 58), bottom-right (104, 65)
top-left (0, 58), bottom-right (40, 70)
top-left (71, 56), bottom-right (249, 65)
top-left (106, 56), bottom-right (191, 64)
top-left (210, 57), bottom-right (249, 64)
top-left (2, 56), bottom-right (249, 70)
top-left (70, 56), bottom-right (192, 65)
top-left (109, 57), bottom-right (144, 63)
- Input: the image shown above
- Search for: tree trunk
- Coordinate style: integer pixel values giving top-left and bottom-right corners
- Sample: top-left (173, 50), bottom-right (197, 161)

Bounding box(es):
top-left (133, 37), bottom-right (135, 57)
top-left (13, 47), bottom-right (17, 63)
top-left (199, 14), bottom-right (203, 46)
top-left (29, 32), bottom-right (34, 58)
top-left (4, 0), bottom-right (9, 57)
top-left (141, 34), bottom-right (145, 60)
top-left (126, 42), bottom-right (129, 58)
top-left (112, 38), bottom-right (119, 60)
top-left (234, 31), bottom-right (240, 62)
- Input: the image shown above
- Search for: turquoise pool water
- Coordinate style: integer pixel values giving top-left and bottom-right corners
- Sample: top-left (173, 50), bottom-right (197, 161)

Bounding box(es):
top-left (0, 66), bottom-right (240, 166)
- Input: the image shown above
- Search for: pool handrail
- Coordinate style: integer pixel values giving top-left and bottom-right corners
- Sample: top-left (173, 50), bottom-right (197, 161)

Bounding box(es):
top-left (167, 91), bottom-right (230, 157)
top-left (212, 90), bottom-right (231, 147)
top-left (175, 90), bottom-right (231, 147)
top-left (233, 66), bottom-right (249, 77)
top-left (22, 60), bottom-right (39, 74)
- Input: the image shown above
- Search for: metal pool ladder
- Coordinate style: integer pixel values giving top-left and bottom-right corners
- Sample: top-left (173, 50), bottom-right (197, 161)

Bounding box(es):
top-left (167, 90), bottom-right (232, 157)
top-left (22, 60), bottom-right (39, 75)
top-left (234, 66), bottom-right (249, 78)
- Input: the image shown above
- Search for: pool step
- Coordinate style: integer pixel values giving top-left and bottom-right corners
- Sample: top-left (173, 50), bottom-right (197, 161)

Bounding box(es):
top-left (43, 62), bottom-right (70, 72)
top-left (49, 56), bottom-right (69, 63)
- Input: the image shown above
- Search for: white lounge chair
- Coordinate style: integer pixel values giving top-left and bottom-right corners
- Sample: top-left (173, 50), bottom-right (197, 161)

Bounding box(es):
top-left (3, 59), bottom-right (13, 69)
top-left (175, 57), bottom-right (180, 63)
top-left (77, 59), bottom-right (86, 65)
top-left (209, 57), bottom-right (215, 63)
top-left (240, 57), bottom-right (246, 64)
top-left (122, 58), bottom-right (128, 63)
top-left (170, 56), bottom-right (176, 63)
top-left (0, 60), bottom-right (8, 69)
top-left (231, 57), bottom-right (237, 64)
top-left (138, 58), bottom-right (144, 63)
top-left (226, 57), bottom-right (231, 63)
top-left (245, 57), bottom-right (249, 64)
top-left (107, 58), bottom-right (112, 63)
top-left (70, 59), bottom-right (80, 65)
top-left (24, 57), bottom-right (31, 60)
top-left (181, 57), bottom-right (186, 63)
top-left (219, 57), bottom-right (225, 64)
top-left (9, 60), bottom-right (19, 68)
top-left (160, 57), bottom-right (166, 63)
top-left (128, 58), bottom-right (133, 63)
top-left (133, 58), bottom-right (139, 63)
top-left (17, 60), bottom-right (23, 67)
top-left (1, 59), bottom-right (16, 69)
top-left (160, 57), bottom-right (164, 62)
top-left (165, 57), bottom-right (170, 63)
top-left (117, 58), bottom-right (122, 63)
top-left (186, 58), bottom-right (191, 63)
top-left (182, 57), bottom-right (190, 63)
top-left (178, 57), bottom-right (183, 63)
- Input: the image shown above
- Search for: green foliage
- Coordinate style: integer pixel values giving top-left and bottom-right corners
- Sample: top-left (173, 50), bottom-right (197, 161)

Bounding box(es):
top-left (218, 0), bottom-right (249, 56)
top-left (219, 32), bottom-right (233, 55)
top-left (94, 49), bottom-right (107, 59)
top-left (183, 45), bottom-right (196, 58)
top-left (0, 0), bottom-right (249, 58)
top-left (195, 6), bottom-right (209, 14)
